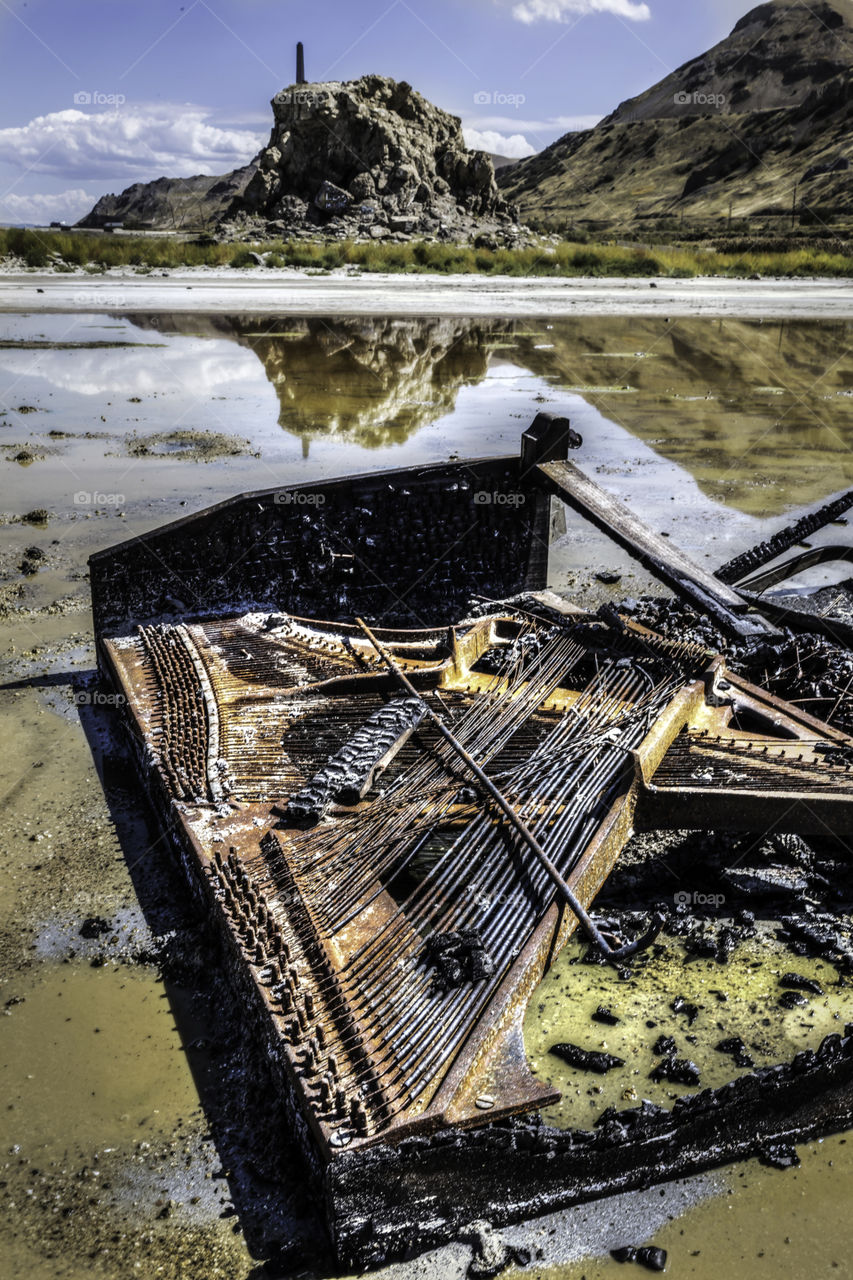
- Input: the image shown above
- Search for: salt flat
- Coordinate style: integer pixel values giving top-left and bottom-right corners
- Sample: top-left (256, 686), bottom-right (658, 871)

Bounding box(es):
top-left (1, 267), bottom-right (852, 317)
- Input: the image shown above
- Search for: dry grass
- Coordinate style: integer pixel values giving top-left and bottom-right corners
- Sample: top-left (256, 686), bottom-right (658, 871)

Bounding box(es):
top-left (1, 227), bottom-right (851, 278)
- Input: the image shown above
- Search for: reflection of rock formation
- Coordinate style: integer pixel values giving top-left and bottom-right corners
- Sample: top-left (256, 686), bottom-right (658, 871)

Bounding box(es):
top-left (126, 313), bottom-right (512, 451)
top-left (237, 317), bottom-right (509, 449)
top-left (511, 317), bottom-right (853, 516)
top-left (121, 312), bottom-right (853, 513)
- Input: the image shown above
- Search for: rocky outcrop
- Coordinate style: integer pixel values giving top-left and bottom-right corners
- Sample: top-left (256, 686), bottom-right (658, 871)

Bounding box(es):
top-left (76, 161), bottom-right (259, 230)
top-left (224, 74), bottom-right (517, 243)
top-left (77, 75), bottom-right (522, 244)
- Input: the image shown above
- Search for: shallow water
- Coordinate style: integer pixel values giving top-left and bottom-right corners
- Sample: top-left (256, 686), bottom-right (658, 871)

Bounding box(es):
top-left (524, 931), bottom-right (847, 1129)
top-left (1, 309), bottom-right (853, 1278)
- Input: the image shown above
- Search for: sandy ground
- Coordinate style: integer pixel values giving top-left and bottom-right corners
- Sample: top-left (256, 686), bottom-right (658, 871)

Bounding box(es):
top-left (1, 266), bottom-right (852, 317)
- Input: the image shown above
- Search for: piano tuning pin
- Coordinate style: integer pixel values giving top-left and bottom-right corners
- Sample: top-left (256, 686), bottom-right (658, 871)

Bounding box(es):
top-left (303, 1045), bottom-right (316, 1073)
top-left (315, 1023), bottom-right (326, 1050)
top-left (254, 941), bottom-right (266, 965)
top-left (288, 965), bottom-right (301, 989)
top-left (318, 1076), bottom-right (332, 1107)
top-left (350, 1098), bottom-right (368, 1134)
top-left (327, 1054), bottom-right (338, 1078)
top-left (213, 847), bottom-right (223, 868)
top-left (335, 1087), bottom-right (347, 1115)
top-left (287, 1018), bottom-right (301, 1043)
top-left (280, 986), bottom-right (293, 1013)
top-left (296, 1001), bottom-right (309, 1032)
top-left (304, 991), bottom-right (315, 1018)
top-left (246, 926), bottom-right (257, 949)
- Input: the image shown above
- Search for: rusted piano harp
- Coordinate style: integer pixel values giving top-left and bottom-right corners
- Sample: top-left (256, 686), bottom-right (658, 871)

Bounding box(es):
top-left (101, 602), bottom-right (853, 1157)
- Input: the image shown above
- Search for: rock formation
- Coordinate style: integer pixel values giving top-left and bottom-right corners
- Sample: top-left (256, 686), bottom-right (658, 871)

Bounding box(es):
top-left (224, 74), bottom-right (517, 243)
top-left (77, 161), bottom-right (259, 231)
top-left (78, 74), bottom-right (522, 244)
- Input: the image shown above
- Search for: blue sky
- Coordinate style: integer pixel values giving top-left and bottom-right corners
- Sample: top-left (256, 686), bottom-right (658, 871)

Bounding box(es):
top-left (0, 0), bottom-right (756, 223)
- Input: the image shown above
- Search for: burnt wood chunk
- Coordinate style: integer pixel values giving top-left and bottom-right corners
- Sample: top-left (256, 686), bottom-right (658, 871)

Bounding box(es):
top-left (550, 1043), bottom-right (625, 1074)
top-left (287, 696), bottom-right (425, 823)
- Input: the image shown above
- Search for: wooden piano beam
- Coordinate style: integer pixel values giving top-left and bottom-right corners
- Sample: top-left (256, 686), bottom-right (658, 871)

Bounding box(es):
top-left (536, 460), bottom-right (781, 642)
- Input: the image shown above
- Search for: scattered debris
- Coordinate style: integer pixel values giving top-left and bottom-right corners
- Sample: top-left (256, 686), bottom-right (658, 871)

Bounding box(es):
top-left (715, 1036), bottom-right (755, 1069)
top-left (19, 545), bottom-right (45, 575)
top-left (550, 1043), bottom-right (625, 1074)
top-left (671, 995), bottom-right (699, 1025)
top-left (611, 1244), bottom-right (668, 1272)
top-left (426, 930), bottom-right (496, 989)
top-left (649, 1056), bottom-right (701, 1086)
top-left (757, 1142), bottom-right (801, 1170)
top-left (780, 972), bottom-right (824, 996)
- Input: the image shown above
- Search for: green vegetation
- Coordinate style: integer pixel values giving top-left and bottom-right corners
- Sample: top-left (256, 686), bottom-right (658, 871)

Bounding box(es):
top-left (1, 225), bottom-right (851, 279)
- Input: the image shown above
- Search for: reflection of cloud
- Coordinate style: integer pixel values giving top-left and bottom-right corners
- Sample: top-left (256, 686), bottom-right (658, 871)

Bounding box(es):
top-left (0, 105), bottom-right (263, 180)
top-left (463, 128), bottom-right (536, 158)
top-left (0, 340), bottom-right (262, 398)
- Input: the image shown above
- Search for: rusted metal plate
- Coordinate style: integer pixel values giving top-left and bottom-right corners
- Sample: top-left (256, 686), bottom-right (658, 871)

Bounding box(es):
top-left (100, 603), bottom-right (853, 1164)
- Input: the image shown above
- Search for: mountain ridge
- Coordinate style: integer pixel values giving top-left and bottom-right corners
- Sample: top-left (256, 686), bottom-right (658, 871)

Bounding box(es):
top-left (498, 0), bottom-right (852, 229)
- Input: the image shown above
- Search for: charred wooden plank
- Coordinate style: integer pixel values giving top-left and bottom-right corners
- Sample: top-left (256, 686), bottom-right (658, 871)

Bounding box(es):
top-left (536, 459), bottom-right (779, 640)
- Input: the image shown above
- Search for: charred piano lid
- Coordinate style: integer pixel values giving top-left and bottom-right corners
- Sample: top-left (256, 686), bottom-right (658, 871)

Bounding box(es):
top-left (88, 413), bottom-right (580, 646)
top-left (101, 604), bottom-right (853, 1157)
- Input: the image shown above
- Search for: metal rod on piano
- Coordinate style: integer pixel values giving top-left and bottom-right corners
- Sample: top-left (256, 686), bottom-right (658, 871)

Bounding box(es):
top-left (356, 618), bottom-right (662, 964)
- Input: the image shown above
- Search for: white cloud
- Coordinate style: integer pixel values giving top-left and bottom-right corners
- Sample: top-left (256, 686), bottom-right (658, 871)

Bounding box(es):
top-left (469, 113), bottom-right (602, 135)
top-left (511, 0), bottom-right (651, 21)
top-left (463, 128), bottom-right (536, 158)
top-left (0, 105), bottom-right (265, 182)
top-left (0, 187), bottom-right (98, 225)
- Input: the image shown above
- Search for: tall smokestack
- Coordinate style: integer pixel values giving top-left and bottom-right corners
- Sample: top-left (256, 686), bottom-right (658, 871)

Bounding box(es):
top-left (296, 41), bottom-right (306, 85)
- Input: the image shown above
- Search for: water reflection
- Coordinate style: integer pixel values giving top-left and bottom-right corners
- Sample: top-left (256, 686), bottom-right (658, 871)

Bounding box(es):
top-left (510, 317), bottom-right (853, 515)
top-left (3, 311), bottom-right (850, 517)
top-left (126, 312), bottom-right (513, 452)
top-left (122, 312), bottom-right (852, 513)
